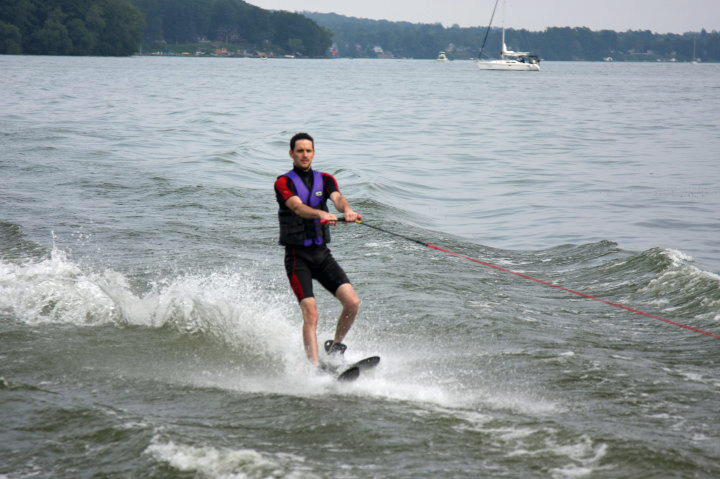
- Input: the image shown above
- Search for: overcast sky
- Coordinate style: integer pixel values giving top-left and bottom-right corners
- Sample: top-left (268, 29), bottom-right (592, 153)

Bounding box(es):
top-left (247, 0), bottom-right (719, 33)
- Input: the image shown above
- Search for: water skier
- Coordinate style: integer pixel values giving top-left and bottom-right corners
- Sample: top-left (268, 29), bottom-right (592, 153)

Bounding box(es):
top-left (274, 132), bottom-right (361, 367)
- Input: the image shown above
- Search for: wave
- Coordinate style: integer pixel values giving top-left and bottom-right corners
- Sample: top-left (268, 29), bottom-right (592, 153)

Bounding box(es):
top-left (3, 218), bottom-right (717, 339)
top-left (3, 225), bottom-right (718, 412)
top-left (579, 246), bottom-right (720, 324)
top-left (0, 242), bottom-right (549, 410)
top-left (0, 221), bottom-right (50, 260)
top-left (0, 244), bottom-right (300, 358)
top-left (145, 433), bottom-right (317, 479)
top-left (483, 239), bottom-right (720, 327)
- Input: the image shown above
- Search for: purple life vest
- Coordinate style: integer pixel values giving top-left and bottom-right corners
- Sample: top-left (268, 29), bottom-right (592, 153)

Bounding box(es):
top-left (279, 169), bottom-right (328, 246)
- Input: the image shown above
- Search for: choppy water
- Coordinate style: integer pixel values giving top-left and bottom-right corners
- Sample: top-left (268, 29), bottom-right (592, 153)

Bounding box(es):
top-left (1, 55), bottom-right (720, 478)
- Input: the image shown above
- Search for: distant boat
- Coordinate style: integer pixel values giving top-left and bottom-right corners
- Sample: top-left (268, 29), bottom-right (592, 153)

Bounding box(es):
top-left (475, 0), bottom-right (540, 71)
top-left (436, 51), bottom-right (449, 62)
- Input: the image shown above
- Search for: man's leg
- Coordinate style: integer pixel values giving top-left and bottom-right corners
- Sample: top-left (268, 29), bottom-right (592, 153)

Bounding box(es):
top-left (333, 283), bottom-right (360, 345)
top-left (299, 297), bottom-right (320, 365)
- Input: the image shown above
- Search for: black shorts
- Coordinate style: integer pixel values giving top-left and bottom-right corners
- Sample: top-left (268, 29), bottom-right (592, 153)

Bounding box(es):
top-left (284, 245), bottom-right (350, 302)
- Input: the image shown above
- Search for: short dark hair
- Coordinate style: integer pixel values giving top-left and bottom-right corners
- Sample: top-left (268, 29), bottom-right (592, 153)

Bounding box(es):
top-left (290, 132), bottom-right (314, 151)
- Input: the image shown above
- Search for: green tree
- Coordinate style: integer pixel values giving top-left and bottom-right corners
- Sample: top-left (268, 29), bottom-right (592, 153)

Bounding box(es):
top-left (26, 7), bottom-right (74, 55)
top-left (209, 0), bottom-right (240, 42)
top-left (0, 21), bottom-right (22, 53)
top-left (270, 10), bottom-right (330, 56)
top-left (0, 0), bottom-right (37, 39)
top-left (85, 2), bottom-right (107, 35)
top-left (238, 3), bottom-right (274, 44)
top-left (132, 0), bottom-right (163, 43)
top-left (159, 0), bottom-right (212, 43)
top-left (67, 17), bottom-right (95, 54)
top-left (93, 0), bottom-right (145, 55)
top-left (287, 37), bottom-right (304, 54)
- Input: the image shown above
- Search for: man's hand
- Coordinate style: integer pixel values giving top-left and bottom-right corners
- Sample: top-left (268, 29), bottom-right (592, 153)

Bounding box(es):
top-left (319, 211), bottom-right (338, 224)
top-left (287, 196), bottom-right (339, 223)
top-left (343, 209), bottom-right (359, 222)
top-left (329, 192), bottom-right (359, 223)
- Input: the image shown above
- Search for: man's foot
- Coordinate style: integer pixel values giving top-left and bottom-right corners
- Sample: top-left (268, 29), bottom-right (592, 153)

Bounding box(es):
top-left (324, 340), bottom-right (347, 356)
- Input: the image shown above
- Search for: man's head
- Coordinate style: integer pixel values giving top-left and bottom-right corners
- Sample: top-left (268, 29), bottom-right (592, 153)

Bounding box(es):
top-left (290, 132), bottom-right (314, 151)
top-left (289, 132), bottom-right (315, 171)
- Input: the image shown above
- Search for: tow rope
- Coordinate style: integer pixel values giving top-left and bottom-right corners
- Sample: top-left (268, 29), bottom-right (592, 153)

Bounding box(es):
top-left (324, 217), bottom-right (720, 339)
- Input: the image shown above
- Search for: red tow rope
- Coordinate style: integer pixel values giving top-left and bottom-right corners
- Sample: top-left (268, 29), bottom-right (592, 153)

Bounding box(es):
top-left (324, 217), bottom-right (720, 339)
top-left (426, 243), bottom-right (720, 339)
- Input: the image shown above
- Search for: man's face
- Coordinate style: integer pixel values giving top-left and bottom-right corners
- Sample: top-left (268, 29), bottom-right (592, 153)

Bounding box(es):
top-left (290, 139), bottom-right (315, 171)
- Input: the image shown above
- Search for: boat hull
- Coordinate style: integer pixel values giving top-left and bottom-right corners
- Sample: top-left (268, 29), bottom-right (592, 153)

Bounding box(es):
top-left (476, 60), bottom-right (540, 71)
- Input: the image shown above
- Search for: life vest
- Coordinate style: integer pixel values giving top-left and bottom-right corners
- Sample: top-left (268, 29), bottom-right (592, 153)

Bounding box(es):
top-left (278, 169), bottom-right (331, 246)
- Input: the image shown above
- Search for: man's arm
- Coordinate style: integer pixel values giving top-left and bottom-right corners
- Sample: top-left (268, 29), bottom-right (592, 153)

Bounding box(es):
top-left (329, 191), bottom-right (359, 222)
top-left (285, 196), bottom-right (337, 221)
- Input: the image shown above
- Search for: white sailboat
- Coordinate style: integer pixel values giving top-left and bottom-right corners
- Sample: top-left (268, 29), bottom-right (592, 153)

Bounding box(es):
top-left (476, 0), bottom-right (540, 71)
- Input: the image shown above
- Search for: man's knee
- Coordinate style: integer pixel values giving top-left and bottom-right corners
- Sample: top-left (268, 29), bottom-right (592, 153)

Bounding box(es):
top-left (338, 285), bottom-right (360, 312)
top-left (300, 298), bottom-right (319, 326)
top-left (346, 295), bottom-right (360, 312)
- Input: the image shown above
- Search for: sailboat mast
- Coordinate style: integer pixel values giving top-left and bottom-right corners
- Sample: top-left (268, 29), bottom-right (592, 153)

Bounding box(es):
top-left (500, 0), bottom-right (507, 60)
top-left (478, 0), bottom-right (500, 59)
top-left (500, 27), bottom-right (506, 59)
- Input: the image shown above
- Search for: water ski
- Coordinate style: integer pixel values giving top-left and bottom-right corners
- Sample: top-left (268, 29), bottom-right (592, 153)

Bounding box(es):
top-left (337, 366), bottom-right (360, 382)
top-left (336, 356), bottom-right (381, 382)
top-left (323, 340), bottom-right (380, 382)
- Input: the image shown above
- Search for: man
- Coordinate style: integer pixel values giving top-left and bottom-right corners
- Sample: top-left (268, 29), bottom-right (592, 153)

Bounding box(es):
top-left (274, 132), bottom-right (361, 368)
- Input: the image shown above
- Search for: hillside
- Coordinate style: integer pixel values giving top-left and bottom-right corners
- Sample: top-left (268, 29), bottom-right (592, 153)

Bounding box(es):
top-left (0, 0), bottom-right (332, 57)
top-left (306, 11), bottom-right (719, 62)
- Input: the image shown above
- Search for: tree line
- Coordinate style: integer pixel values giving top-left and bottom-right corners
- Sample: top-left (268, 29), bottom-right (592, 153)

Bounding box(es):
top-left (0, 0), bottom-right (145, 56)
top-left (0, 0), bottom-right (333, 57)
top-left (130, 0), bottom-right (332, 56)
top-left (2, 1), bottom-right (718, 60)
top-left (306, 12), bottom-right (720, 62)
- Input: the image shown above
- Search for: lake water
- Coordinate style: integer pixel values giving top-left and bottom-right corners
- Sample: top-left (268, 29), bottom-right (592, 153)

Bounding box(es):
top-left (1, 55), bottom-right (719, 478)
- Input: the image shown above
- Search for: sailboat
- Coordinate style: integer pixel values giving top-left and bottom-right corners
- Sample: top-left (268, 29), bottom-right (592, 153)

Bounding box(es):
top-left (476, 0), bottom-right (540, 71)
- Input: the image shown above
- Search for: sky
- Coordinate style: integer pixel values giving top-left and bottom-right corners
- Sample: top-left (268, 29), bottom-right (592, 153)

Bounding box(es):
top-left (247, 0), bottom-right (719, 33)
